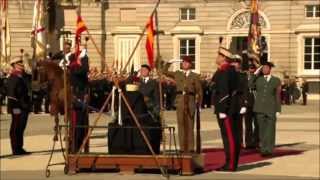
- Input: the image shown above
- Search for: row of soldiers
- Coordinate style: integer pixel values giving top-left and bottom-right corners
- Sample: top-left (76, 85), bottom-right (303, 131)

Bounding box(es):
top-left (158, 46), bottom-right (282, 172)
top-left (5, 40), bottom-right (281, 174)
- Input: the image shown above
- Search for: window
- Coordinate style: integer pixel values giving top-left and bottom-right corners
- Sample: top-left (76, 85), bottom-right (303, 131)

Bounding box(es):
top-left (180, 8), bottom-right (196, 21)
top-left (115, 36), bottom-right (140, 72)
top-left (180, 39), bottom-right (196, 69)
top-left (120, 8), bottom-right (136, 22)
top-left (305, 5), bottom-right (320, 18)
top-left (304, 37), bottom-right (320, 70)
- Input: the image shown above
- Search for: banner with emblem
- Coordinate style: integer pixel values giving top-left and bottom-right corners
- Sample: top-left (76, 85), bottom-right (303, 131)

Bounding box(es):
top-left (0, 0), bottom-right (11, 67)
top-left (247, 0), bottom-right (262, 63)
top-left (31, 0), bottom-right (47, 61)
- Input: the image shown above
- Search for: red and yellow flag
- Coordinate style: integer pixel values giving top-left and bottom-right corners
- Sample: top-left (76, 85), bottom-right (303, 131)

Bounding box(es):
top-left (247, 0), bottom-right (261, 62)
top-left (145, 15), bottom-right (155, 69)
top-left (73, 15), bottom-right (87, 67)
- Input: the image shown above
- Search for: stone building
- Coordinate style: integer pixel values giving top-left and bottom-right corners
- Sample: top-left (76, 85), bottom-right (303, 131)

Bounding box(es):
top-left (3, 0), bottom-right (320, 92)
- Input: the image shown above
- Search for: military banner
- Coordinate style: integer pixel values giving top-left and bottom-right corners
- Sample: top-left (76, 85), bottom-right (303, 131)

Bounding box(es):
top-left (0, 0), bottom-right (11, 67)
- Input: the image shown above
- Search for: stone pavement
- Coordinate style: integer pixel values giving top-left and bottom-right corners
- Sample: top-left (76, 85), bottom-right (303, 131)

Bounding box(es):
top-left (0, 100), bottom-right (319, 180)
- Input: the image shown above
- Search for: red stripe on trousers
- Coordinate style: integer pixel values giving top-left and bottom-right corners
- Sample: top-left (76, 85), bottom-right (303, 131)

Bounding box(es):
top-left (224, 117), bottom-right (235, 170)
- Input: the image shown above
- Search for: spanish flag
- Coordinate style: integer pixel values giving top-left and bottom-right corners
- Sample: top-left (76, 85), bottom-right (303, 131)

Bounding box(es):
top-left (145, 15), bottom-right (155, 69)
top-left (73, 15), bottom-right (87, 67)
top-left (247, 0), bottom-right (261, 62)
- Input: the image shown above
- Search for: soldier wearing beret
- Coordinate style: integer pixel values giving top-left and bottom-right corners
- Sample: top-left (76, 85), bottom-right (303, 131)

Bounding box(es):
top-left (162, 56), bottom-right (203, 153)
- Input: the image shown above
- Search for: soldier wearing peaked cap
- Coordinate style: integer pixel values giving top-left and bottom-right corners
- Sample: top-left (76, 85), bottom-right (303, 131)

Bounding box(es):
top-left (162, 56), bottom-right (203, 154)
top-left (212, 47), bottom-right (241, 171)
top-left (250, 61), bottom-right (281, 157)
top-left (7, 57), bottom-right (31, 155)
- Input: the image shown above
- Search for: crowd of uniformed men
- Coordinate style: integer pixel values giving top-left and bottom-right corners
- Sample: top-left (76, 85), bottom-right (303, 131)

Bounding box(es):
top-left (0, 41), bottom-right (310, 171)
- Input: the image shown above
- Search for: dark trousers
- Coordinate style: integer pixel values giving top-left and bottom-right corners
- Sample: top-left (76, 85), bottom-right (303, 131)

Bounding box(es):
top-left (10, 110), bottom-right (29, 153)
top-left (71, 108), bottom-right (89, 153)
top-left (217, 114), bottom-right (241, 170)
top-left (302, 93), bottom-right (307, 105)
top-left (244, 108), bottom-right (259, 148)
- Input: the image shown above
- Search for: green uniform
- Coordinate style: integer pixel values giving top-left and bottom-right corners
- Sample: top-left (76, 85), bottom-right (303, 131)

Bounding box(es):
top-left (251, 75), bottom-right (281, 154)
top-left (163, 63), bottom-right (203, 153)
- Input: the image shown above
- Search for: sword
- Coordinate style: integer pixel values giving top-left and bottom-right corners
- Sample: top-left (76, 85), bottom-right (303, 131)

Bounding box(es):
top-left (195, 104), bottom-right (201, 154)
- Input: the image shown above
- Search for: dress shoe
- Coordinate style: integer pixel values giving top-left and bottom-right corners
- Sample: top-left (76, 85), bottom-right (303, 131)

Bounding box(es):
top-left (216, 164), bottom-right (236, 172)
top-left (260, 153), bottom-right (273, 157)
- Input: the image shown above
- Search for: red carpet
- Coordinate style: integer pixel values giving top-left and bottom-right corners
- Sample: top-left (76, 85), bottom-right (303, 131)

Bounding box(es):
top-left (203, 148), bottom-right (304, 171)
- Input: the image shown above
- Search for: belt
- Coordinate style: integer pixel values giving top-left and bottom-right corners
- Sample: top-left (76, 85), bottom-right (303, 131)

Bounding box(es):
top-left (176, 91), bottom-right (195, 96)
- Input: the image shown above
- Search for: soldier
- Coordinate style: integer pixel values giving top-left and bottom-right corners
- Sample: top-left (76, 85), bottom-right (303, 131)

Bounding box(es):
top-left (7, 57), bottom-right (31, 155)
top-left (139, 64), bottom-right (160, 121)
top-left (251, 62), bottom-right (281, 156)
top-left (69, 48), bottom-right (90, 153)
top-left (162, 56), bottom-right (203, 153)
top-left (245, 64), bottom-right (259, 149)
top-left (212, 47), bottom-right (241, 171)
top-left (230, 54), bottom-right (248, 148)
top-left (301, 78), bottom-right (309, 105)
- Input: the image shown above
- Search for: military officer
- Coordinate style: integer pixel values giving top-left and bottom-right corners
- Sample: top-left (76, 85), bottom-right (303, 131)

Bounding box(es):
top-left (251, 62), bottom-right (281, 156)
top-left (245, 64), bottom-right (260, 149)
top-left (69, 48), bottom-right (90, 153)
top-left (230, 54), bottom-right (248, 148)
top-left (7, 57), bottom-right (31, 155)
top-left (212, 47), bottom-right (241, 171)
top-left (162, 56), bottom-right (203, 153)
top-left (139, 64), bottom-right (160, 121)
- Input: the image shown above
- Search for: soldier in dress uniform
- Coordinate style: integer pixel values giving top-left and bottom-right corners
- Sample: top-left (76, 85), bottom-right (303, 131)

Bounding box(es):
top-left (162, 56), bottom-right (203, 153)
top-left (251, 62), bottom-right (281, 156)
top-left (230, 54), bottom-right (249, 148)
top-left (139, 64), bottom-right (160, 121)
top-left (245, 64), bottom-right (259, 149)
top-left (68, 48), bottom-right (90, 153)
top-left (7, 57), bottom-right (31, 155)
top-left (212, 47), bottom-right (241, 171)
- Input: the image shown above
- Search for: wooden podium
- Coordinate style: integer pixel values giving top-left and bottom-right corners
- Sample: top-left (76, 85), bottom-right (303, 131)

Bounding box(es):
top-left (67, 153), bottom-right (204, 175)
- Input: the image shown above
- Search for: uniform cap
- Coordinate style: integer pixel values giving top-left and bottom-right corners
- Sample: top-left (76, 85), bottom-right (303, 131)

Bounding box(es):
top-left (10, 56), bottom-right (23, 65)
top-left (231, 54), bottom-right (242, 63)
top-left (218, 47), bottom-right (233, 59)
top-left (182, 56), bottom-right (193, 64)
top-left (262, 61), bottom-right (275, 68)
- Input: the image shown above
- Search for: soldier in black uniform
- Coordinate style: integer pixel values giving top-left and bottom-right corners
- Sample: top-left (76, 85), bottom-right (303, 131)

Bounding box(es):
top-left (139, 64), bottom-right (160, 121)
top-left (7, 57), bottom-right (31, 155)
top-left (245, 64), bottom-right (259, 149)
top-left (212, 47), bottom-right (241, 171)
top-left (68, 49), bottom-right (89, 153)
top-left (230, 55), bottom-right (249, 149)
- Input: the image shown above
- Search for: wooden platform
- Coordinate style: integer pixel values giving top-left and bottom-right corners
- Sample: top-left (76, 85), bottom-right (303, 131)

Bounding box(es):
top-left (66, 153), bottom-right (204, 175)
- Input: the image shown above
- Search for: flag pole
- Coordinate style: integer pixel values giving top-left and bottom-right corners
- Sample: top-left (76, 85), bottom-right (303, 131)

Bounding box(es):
top-left (120, 0), bottom-right (161, 74)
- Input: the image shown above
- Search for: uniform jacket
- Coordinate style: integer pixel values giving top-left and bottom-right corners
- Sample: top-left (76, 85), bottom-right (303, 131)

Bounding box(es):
top-left (7, 71), bottom-right (31, 112)
top-left (69, 54), bottom-right (89, 96)
top-left (211, 63), bottom-right (240, 115)
top-left (139, 78), bottom-right (160, 115)
top-left (251, 75), bottom-right (281, 115)
top-left (162, 63), bottom-right (203, 105)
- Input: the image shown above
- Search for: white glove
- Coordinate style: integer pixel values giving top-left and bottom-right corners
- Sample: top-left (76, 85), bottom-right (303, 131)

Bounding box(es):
top-left (240, 107), bottom-right (247, 114)
top-left (276, 112), bottom-right (281, 117)
top-left (168, 59), bottom-right (182, 64)
top-left (254, 66), bottom-right (263, 75)
top-left (12, 108), bottom-right (21, 115)
top-left (219, 113), bottom-right (227, 119)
